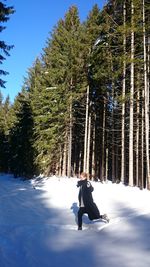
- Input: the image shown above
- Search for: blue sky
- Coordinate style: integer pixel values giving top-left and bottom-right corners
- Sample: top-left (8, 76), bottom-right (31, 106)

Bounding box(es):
top-left (1, 0), bottom-right (106, 103)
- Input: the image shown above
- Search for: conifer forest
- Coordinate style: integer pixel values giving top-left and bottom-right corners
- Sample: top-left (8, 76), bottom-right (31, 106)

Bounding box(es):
top-left (0, 1), bottom-right (150, 189)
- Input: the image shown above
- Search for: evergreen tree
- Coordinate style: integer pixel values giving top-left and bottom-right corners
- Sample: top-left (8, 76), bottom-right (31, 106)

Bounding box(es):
top-left (9, 91), bottom-right (35, 178)
top-left (0, 1), bottom-right (14, 87)
top-left (0, 1), bottom-right (149, 190)
top-left (31, 6), bottom-right (87, 176)
top-left (0, 94), bottom-right (11, 172)
top-left (28, 58), bottom-right (66, 175)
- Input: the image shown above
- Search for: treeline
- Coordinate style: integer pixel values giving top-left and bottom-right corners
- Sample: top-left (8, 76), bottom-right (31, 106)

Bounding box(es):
top-left (0, 1), bottom-right (14, 87)
top-left (0, 1), bottom-right (150, 189)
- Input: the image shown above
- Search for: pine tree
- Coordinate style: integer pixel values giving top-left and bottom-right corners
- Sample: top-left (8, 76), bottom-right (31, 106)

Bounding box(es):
top-left (82, 4), bottom-right (102, 178)
top-left (1, 0), bottom-right (149, 189)
top-left (0, 1), bottom-right (14, 87)
top-left (9, 91), bottom-right (35, 178)
top-left (38, 6), bottom-right (86, 176)
top-left (88, 2), bottom-right (119, 181)
top-left (0, 94), bottom-right (11, 172)
top-left (27, 56), bottom-right (68, 175)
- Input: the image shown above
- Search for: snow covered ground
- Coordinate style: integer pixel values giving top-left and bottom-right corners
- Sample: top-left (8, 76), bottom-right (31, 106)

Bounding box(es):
top-left (0, 174), bottom-right (150, 267)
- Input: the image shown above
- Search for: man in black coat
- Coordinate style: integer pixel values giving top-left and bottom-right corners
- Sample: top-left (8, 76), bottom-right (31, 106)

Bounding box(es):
top-left (77, 172), bottom-right (109, 230)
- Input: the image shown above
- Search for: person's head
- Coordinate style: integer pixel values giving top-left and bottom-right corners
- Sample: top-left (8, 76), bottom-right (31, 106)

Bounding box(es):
top-left (80, 172), bottom-right (88, 180)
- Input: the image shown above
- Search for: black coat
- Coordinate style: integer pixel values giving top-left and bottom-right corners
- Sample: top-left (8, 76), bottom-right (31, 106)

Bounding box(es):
top-left (77, 179), bottom-right (100, 220)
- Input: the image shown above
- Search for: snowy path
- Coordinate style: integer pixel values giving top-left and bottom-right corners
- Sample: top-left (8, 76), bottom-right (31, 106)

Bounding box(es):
top-left (0, 174), bottom-right (150, 267)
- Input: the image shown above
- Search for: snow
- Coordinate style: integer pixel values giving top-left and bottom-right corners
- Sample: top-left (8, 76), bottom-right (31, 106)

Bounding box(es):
top-left (0, 174), bottom-right (150, 267)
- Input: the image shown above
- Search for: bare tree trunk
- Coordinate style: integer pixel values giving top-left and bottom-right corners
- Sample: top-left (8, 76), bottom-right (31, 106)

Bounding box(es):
top-left (129, 0), bottom-right (134, 186)
top-left (86, 111), bottom-right (91, 178)
top-left (143, 0), bottom-right (150, 189)
top-left (140, 86), bottom-right (145, 189)
top-left (83, 85), bottom-right (89, 173)
top-left (105, 148), bottom-right (108, 182)
top-left (62, 138), bottom-right (67, 176)
top-left (111, 84), bottom-right (115, 183)
top-left (101, 100), bottom-right (106, 181)
top-left (67, 98), bottom-right (72, 178)
top-left (78, 151), bottom-right (82, 177)
top-left (91, 115), bottom-right (96, 180)
top-left (109, 53), bottom-right (115, 183)
top-left (148, 36), bottom-right (150, 93)
top-left (121, 0), bottom-right (126, 184)
top-left (136, 80), bottom-right (140, 187)
top-left (58, 146), bottom-right (62, 176)
top-left (138, 72), bottom-right (145, 189)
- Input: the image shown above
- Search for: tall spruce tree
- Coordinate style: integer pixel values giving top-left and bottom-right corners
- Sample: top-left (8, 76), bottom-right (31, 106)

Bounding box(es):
top-left (1, 1), bottom-right (149, 190)
top-left (35, 6), bottom-right (86, 176)
top-left (82, 4), bottom-right (103, 179)
top-left (0, 1), bottom-right (14, 87)
top-left (28, 58), bottom-right (66, 175)
top-left (0, 94), bottom-right (11, 172)
top-left (9, 91), bottom-right (35, 178)
top-left (87, 3), bottom-right (118, 181)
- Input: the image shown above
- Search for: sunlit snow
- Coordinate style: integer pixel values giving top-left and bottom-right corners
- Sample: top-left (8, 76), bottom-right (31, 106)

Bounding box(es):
top-left (0, 174), bottom-right (150, 267)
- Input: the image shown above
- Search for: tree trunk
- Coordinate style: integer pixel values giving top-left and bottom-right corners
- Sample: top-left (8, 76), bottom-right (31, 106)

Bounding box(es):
top-left (111, 84), bottom-right (115, 183)
top-left (105, 148), bottom-right (108, 182)
top-left (136, 79), bottom-right (140, 187)
top-left (86, 111), bottom-right (91, 178)
top-left (62, 138), bottom-right (67, 176)
top-left (101, 100), bottom-right (106, 181)
top-left (129, 0), bottom-right (134, 186)
top-left (83, 85), bottom-right (89, 173)
top-left (91, 114), bottom-right (96, 180)
top-left (121, 0), bottom-right (126, 184)
top-left (58, 146), bottom-right (63, 176)
top-left (139, 84), bottom-right (145, 189)
top-left (67, 98), bottom-right (72, 178)
top-left (143, 0), bottom-right (150, 189)
top-left (148, 36), bottom-right (150, 94)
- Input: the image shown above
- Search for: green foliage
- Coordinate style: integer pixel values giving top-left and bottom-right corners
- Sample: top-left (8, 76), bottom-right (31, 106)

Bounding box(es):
top-left (0, 1), bottom-right (15, 87)
top-left (28, 6), bottom-right (89, 174)
top-left (0, 95), bottom-right (11, 172)
top-left (0, 1), bottom-right (149, 185)
top-left (8, 92), bottom-right (35, 178)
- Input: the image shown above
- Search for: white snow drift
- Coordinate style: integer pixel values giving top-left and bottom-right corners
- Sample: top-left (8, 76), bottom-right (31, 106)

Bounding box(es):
top-left (0, 174), bottom-right (150, 267)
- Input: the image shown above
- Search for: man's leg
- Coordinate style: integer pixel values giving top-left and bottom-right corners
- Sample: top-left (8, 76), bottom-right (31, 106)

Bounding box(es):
top-left (78, 207), bottom-right (86, 230)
